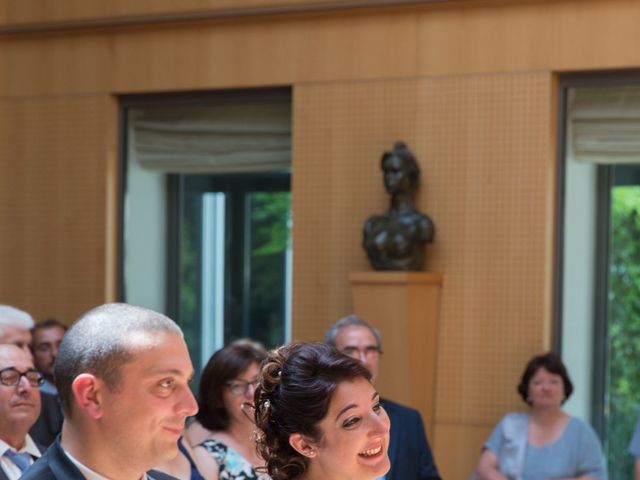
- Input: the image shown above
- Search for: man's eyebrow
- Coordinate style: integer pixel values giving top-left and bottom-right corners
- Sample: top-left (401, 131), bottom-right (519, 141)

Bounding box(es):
top-left (146, 367), bottom-right (193, 378)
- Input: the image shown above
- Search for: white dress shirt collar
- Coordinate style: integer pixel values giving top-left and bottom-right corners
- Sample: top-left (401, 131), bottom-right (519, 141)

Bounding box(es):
top-left (62, 446), bottom-right (148, 480)
top-left (0, 434), bottom-right (41, 480)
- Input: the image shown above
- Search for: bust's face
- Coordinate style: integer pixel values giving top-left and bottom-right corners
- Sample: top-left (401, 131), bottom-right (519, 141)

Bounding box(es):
top-left (382, 155), bottom-right (412, 195)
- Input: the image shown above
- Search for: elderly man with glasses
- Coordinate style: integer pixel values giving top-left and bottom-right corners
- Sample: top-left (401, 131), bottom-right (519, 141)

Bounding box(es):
top-left (0, 305), bottom-right (63, 448)
top-left (0, 344), bottom-right (45, 479)
top-left (325, 314), bottom-right (441, 480)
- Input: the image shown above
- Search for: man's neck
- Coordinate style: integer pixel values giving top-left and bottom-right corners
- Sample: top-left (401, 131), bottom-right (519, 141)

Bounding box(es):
top-left (61, 423), bottom-right (145, 480)
top-left (0, 430), bottom-right (27, 450)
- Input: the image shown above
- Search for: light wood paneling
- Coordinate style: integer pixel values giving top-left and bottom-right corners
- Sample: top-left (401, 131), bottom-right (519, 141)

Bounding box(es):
top-left (293, 72), bottom-right (554, 477)
top-left (3, 33), bottom-right (113, 96)
top-left (1, 11), bottom-right (418, 97)
top-left (417, 0), bottom-right (640, 75)
top-left (351, 272), bottom-right (443, 441)
top-left (0, 0), bottom-right (369, 26)
top-left (0, 94), bottom-right (114, 325)
top-left (5, 0), bottom-right (640, 98)
top-left (434, 423), bottom-right (493, 479)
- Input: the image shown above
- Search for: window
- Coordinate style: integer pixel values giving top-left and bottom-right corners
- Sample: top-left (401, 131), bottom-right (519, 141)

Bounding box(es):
top-left (121, 89), bottom-right (292, 374)
top-left (169, 173), bottom-right (291, 369)
top-left (559, 79), bottom-right (640, 480)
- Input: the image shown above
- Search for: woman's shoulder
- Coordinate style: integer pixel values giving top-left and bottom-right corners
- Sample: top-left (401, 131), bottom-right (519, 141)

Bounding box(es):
top-left (499, 412), bottom-right (529, 426)
top-left (565, 416), bottom-right (600, 439)
top-left (185, 420), bottom-right (212, 446)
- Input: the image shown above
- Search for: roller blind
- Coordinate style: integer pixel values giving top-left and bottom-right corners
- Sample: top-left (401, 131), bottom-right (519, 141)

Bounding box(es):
top-left (570, 86), bottom-right (640, 164)
top-left (129, 99), bottom-right (291, 173)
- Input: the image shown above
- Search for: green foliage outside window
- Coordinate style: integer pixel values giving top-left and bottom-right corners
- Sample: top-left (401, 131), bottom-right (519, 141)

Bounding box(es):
top-left (607, 186), bottom-right (640, 480)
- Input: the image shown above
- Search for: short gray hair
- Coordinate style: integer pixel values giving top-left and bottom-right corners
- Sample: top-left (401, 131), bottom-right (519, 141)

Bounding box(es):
top-left (324, 314), bottom-right (382, 350)
top-left (55, 303), bottom-right (183, 416)
top-left (0, 305), bottom-right (35, 337)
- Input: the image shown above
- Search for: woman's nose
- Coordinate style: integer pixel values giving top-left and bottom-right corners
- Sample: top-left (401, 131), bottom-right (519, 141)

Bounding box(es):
top-left (369, 412), bottom-right (390, 435)
top-left (245, 383), bottom-right (257, 398)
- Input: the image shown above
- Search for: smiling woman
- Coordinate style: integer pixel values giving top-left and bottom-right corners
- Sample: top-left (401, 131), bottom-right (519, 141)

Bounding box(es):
top-left (254, 342), bottom-right (391, 480)
top-left (473, 353), bottom-right (608, 480)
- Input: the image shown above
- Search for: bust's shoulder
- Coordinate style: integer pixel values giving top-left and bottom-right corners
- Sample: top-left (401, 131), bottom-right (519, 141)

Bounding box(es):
top-left (364, 212), bottom-right (390, 227)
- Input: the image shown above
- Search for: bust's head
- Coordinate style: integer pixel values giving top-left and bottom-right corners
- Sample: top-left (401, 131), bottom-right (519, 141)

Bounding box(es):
top-left (380, 141), bottom-right (420, 195)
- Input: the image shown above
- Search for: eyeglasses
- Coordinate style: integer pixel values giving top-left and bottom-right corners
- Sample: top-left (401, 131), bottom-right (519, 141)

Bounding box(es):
top-left (340, 346), bottom-right (382, 360)
top-left (225, 378), bottom-right (259, 396)
top-left (0, 367), bottom-right (43, 388)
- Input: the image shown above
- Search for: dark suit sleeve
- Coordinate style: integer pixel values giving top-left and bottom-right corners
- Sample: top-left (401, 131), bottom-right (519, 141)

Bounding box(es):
top-left (409, 408), bottom-right (441, 480)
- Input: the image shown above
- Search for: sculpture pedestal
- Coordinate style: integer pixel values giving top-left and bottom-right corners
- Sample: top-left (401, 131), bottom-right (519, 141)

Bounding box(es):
top-left (349, 271), bottom-right (442, 439)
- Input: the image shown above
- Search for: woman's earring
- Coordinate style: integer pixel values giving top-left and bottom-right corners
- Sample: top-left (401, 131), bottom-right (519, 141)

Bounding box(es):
top-left (306, 450), bottom-right (316, 458)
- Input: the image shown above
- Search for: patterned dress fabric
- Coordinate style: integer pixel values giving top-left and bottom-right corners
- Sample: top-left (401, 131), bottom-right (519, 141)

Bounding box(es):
top-left (199, 438), bottom-right (268, 480)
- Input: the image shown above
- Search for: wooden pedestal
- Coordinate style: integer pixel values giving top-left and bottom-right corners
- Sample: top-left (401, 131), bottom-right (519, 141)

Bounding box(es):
top-left (350, 271), bottom-right (443, 439)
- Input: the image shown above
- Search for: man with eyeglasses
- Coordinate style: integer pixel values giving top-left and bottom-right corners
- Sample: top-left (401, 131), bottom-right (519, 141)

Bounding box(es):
top-left (0, 305), bottom-right (63, 448)
top-left (325, 314), bottom-right (441, 480)
top-left (0, 344), bottom-right (44, 479)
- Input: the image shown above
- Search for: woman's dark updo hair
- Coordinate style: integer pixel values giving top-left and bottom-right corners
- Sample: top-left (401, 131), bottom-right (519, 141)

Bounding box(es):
top-left (196, 339), bottom-right (267, 431)
top-left (254, 342), bottom-right (371, 480)
top-left (516, 352), bottom-right (574, 405)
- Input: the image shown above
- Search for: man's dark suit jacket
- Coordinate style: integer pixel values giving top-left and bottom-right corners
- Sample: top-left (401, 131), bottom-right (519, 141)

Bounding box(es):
top-left (29, 392), bottom-right (63, 447)
top-left (382, 398), bottom-right (441, 480)
top-left (21, 437), bottom-right (177, 480)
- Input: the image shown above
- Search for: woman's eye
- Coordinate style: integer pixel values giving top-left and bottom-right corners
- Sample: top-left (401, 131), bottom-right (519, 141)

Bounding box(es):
top-left (343, 416), bottom-right (361, 429)
top-left (373, 402), bottom-right (382, 413)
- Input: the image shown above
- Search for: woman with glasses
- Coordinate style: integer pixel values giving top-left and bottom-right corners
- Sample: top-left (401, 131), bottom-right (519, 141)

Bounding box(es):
top-left (185, 339), bottom-right (268, 480)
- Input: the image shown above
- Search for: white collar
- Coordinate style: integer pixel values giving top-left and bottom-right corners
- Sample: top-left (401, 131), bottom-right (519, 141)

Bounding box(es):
top-left (0, 434), bottom-right (41, 458)
top-left (62, 447), bottom-right (147, 480)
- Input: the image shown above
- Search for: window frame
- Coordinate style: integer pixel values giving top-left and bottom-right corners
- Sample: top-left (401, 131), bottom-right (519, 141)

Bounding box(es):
top-left (556, 70), bottom-right (640, 438)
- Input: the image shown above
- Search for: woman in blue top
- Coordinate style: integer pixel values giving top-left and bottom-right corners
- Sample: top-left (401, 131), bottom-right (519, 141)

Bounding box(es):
top-left (474, 353), bottom-right (607, 480)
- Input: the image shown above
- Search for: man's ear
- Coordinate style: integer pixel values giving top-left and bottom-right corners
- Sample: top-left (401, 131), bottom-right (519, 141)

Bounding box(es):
top-left (71, 373), bottom-right (104, 420)
top-left (289, 433), bottom-right (317, 459)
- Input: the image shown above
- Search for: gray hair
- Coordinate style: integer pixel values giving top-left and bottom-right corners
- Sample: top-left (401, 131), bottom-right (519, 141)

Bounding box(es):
top-left (324, 314), bottom-right (382, 350)
top-left (55, 303), bottom-right (183, 417)
top-left (0, 305), bottom-right (35, 337)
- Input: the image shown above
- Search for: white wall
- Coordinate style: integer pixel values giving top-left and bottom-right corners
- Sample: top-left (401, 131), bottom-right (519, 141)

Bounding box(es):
top-left (561, 117), bottom-right (598, 421)
top-left (122, 120), bottom-right (168, 313)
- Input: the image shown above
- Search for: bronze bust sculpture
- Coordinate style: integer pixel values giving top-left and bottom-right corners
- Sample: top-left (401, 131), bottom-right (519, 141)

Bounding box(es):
top-left (363, 141), bottom-right (435, 271)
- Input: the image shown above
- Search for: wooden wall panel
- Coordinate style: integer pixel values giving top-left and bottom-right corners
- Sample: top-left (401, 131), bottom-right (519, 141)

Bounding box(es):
top-left (0, 0), bottom-right (355, 26)
top-left (417, 0), bottom-right (640, 76)
top-left (3, 34), bottom-right (113, 96)
top-left (293, 72), bottom-right (554, 478)
top-left (4, 0), bottom-right (640, 96)
top-left (0, 94), bottom-right (115, 325)
top-left (1, 11), bottom-right (418, 97)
